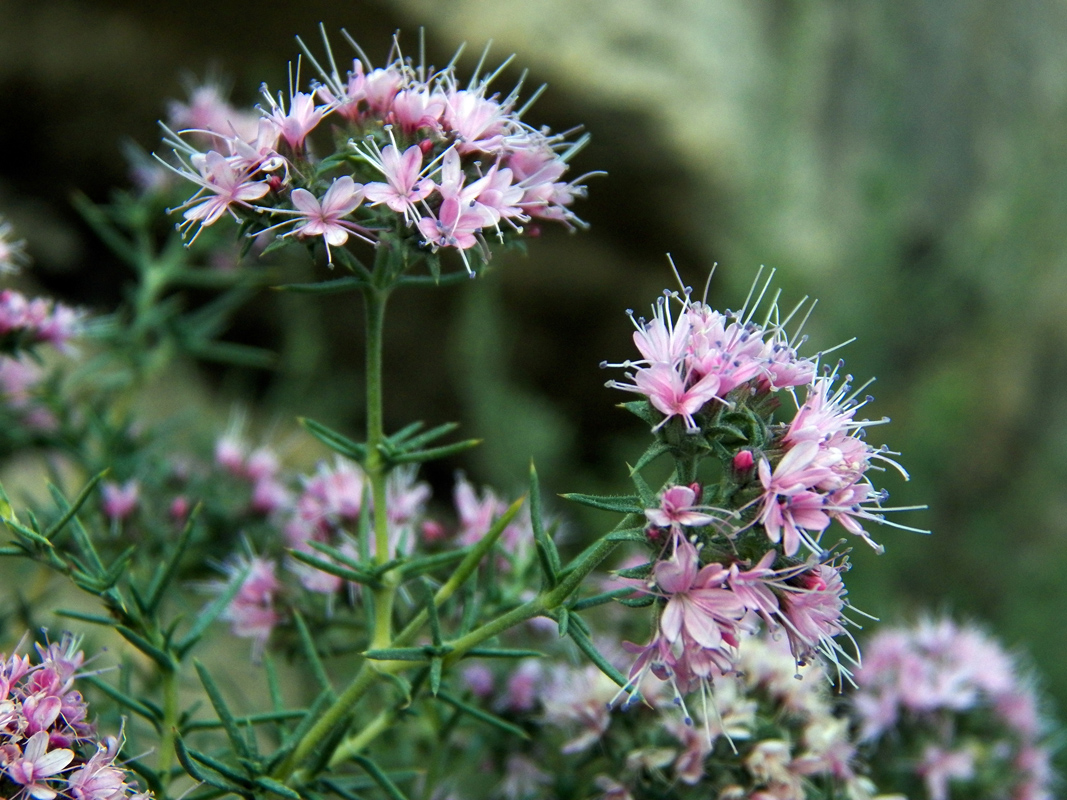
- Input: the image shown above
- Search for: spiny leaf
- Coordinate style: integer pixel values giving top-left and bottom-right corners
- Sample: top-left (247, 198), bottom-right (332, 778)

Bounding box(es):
top-left (289, 549), bottom-right (378, 587)
top-left (385, 438), bottom-right (481, 465)
top-left (569, 586), bottom-right (642, 612)
top-left (293, 610), bottom-right (335, 696)
top-left (434, 691), bottom-right (529, 740)
top-left (393, 421), bottom-right (460, 451)
top-left (559, 492), bottom-right (643, 514)
top-left (174, 736), bottom-right (243, 792)
top-left (351, 755), bottom-right (410, 800)
top-left (529, 464), bottom-right (560, 587)
top-left (194, 659), bottom-right (253, 761)
top-left (145, 504), bottom-right (200, 614)
top-left (82, 675), bottom-right (161, 724)
top-left (115, 626), bottom-right (173, 671)
top-left (299, 417), bottom-right (367, 461)
top-left (397, 548), bottom-right (470, 579)
top-left (272, 275), bottom-right (368, 294)
top-left (630, 441), bottom-right (671, 474)
top-left (567, 622), bottom-right (632, 693)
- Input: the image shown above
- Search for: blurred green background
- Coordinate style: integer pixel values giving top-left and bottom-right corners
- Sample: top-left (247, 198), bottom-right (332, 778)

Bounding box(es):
top-left (1, 0), bottom-right (1065, 752)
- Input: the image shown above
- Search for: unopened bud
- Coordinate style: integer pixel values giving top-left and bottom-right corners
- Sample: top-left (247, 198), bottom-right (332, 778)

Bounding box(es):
top-left (732, 450), bottom-right (754, 472)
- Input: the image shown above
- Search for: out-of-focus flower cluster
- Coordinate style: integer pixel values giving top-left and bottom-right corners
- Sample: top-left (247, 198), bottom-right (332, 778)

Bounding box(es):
top-left (159, 29), bottom-right (593, 271)
top-left (461, 633), bottom-right (888, 800)
top-left (0, 634), bottom-right (149, 800)
top-left (853, 616), bottom-right (1058, 800)
top-left (599, 273), bottom-right (918, 713)
top-left (0, 219), bottom-right (82, 437)
top-left (193, 429), bottom-right (537, 654)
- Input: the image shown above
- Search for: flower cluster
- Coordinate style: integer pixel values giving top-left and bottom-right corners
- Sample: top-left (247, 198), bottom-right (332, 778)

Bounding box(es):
top-left (0, 634), bottom-right (149, 800)
top-left (472, 633), bottom-right (885, 800)
top-left (160, 28), bottom-right (593, 271)
top-left (600, 274), bottom-right (918, 712)
top-left (0, 290), bottom-right (81, 354)
top-left (853, 617), bottom-right (1057, 800)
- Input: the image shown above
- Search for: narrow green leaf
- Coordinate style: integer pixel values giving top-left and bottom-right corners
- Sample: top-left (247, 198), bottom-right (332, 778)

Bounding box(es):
top-left (184, 710), bottom-right (305, 731)
top-left (264, 653), bottom-right (284, 715)
top-left (0, 545), bottom-right (24, 556)
top-left (569, 586), bottom-right (640, 612)
top-left (618, 595), bottom-right (656, 608)
top-left (630, 441), bottom-right (671, 474)
top-left (619, 399), bottom-right (659, 425)
top-left (293, 610), bottom-right (334, 696)
top-left (189, 340), bottom-right (277, 369)
top-left (255, 776), bottom-right (303, 800)
top-left (396, 270), bottom-right (471, 287)
top-left (384, 421), bottom-right (425, 447)
top-left (394, 421), bottom-right (459, 451)
top-left (184, 743), bottom-right (253, 784)
top-left (194, 659), bottom-right (253, 761)
top-left (115, 626), bottom-right (173, 671)
top-left (55, 608), bottom-right (115, 627)
top-left (272, 275), bottom-right (368, 294)
top-left (397, 547), bottom-right (469, 579)
top-left (363, 648), bottom-right (431, 662)
top-left (412, 579), bottom-right (442, 646)
top-left (145, 505), bottom-right (200, 613)
top-left (83, 675), bottom-right (161, 724)
top-left (429, 657), bottom-right (442, 696)
top-left (567, 623), bottom-right (632, 693)
top-left (176, 561), bottom-right (251, 657)
top-left (174, 736), bottom-right (241, 792)
top-left (528, 464), bottom-right (560, 586)
top-left (351, 755), bottom-right (410, 800)
top-left (629, 468), bottom-right (657, 507)
top-left (606, 529), bottom-right (648, 543)
top-left (463, 648), bottom-right (542, 659)
top-left (435, 692), bottom-right (529, 739)
top-left (551, 607), bottom-right (566, 639)
top-left (616, 562), bottom-right (653, 579)
top-left (299, 417), bottom-right (366, 461)
top-left (289, 549), bottom-right (378, 587)
top-left (386, 438), bottom-right (481, 465)
top-left (559, 492), bottom-right (643, 514)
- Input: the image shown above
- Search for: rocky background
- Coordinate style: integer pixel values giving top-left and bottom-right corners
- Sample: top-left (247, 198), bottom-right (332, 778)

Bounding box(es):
top-left (2, 0), bottom-right (1065, 765)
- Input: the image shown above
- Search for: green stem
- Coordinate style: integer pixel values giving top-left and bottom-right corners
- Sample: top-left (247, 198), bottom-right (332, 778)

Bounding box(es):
top-left (273, 665), bottom-right (378, 781)
top-left (362, 282), bottom-right (395, 649)
top-left (443, 535), bottom-right (622, 667)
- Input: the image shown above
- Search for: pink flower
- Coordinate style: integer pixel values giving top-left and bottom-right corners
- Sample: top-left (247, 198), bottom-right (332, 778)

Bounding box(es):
top-left (101, 480), bottom-right (139, 522)
top-left (655, 538), bottom-right (745, 651)
top-left (758, 442), bottom-right (833, 556)
top-left (285, 176), bottom-right (367, 263)
top-left (645, 484), bottom-right (718, 531)
top-left (417, 195), bottom-right (490, 256)
top-left (262, 89), bottom-right (329, 151)
top-left (454, 474), bottom-right (502, 545)
top-left (918, 746), bottom-right (975, 800)
top-left (779, 565), bottom-right (848, 669)
top-left (209, 554), bottom-right (282, 656)
top-left (363, 144), bottom-right (435, 221)
top-left (173, 151), bottom-right (270, 243)
top-left (4, 730), bottom-right (74, 800)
